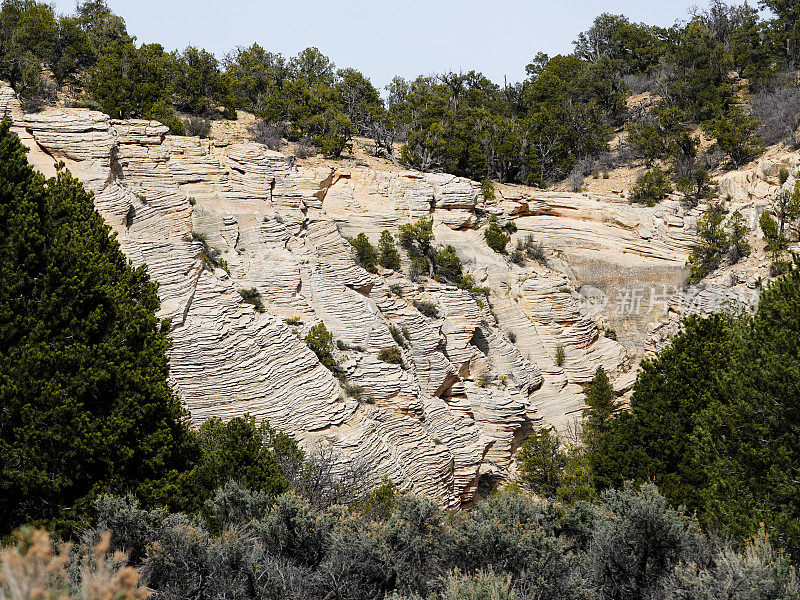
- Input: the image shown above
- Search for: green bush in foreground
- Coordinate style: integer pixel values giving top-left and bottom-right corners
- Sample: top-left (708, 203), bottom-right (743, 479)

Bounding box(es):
top-left (42, 482), bottom-right (793, 600)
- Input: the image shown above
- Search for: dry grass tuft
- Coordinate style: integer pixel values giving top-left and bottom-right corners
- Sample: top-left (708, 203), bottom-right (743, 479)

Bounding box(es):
top-left (0, 528), bottom-right (150, 600)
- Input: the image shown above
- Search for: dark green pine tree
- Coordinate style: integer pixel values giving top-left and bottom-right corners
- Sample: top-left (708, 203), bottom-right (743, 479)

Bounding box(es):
top-left (0, 119), bottom-right (197, 535)
top-left (581, 366), bottom-right (620, 450)
top-left (695, 259), bottom-right (800, 554)
top-left (590, 314), bottom-right (740, 517)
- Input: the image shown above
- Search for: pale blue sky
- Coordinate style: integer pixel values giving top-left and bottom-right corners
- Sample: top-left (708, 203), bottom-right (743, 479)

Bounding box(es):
top-left (50, 0), bottom-right (756, 90)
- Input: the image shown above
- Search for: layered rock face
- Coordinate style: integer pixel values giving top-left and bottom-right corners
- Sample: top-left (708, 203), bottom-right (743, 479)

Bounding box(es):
top-left (0, 85), bottom-right (772, 504)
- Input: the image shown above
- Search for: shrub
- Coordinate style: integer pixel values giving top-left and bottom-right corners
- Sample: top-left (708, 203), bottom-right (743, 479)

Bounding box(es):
top-left (399, 218), bottom-right (434, 262)
top-left (348, 233), bottom-right (377, 272)
top-left (687, 202), bottom-right (736, 283)
top-left (752, 86), bottom-right (800, 147)
top-left (20, 74), bottom-right (58, 113)
top-left (409, 257), bottom-right (429, 281)
top-left (378, 346), bottom-right (403, 365)
top-left (389, 324), bottom-right (405, 346)
top-left (184, 116), bottom-right (211, 138)
top-left (304, 323), bottom-right (340, 373)
top-left (525, 235), bottom-right (545, 262)
top-left (770, 259), bottom-right (791, 277)
top-left (510, 235), bottom-right (545, 265)
top-left (659, 526), bottom-right (799, 599)
top-left (518, 428), bottom-right (567, 498)
top-left (434, 245), bottom-right (464, 283)
top-left (342, 381), bottom-right (366, 401)
top-left (481, 180), bottom-right (496, 201)
top-left (556, 446), bottom-right (597, 506)
top-left (311, 109), bottom-right (355, 157)
top-left (0, 528), bottom-right (149, 600)
top-left (285, 316), bottom-right (302, 326)
top-left (625, 114), bottom-right (669, 166)
top-left (510, 241), bottom-right (526, 265)
top-left (203, 480), bottom-right (275, 534)
top-left (185, 416), bottom-right (300, 510)
top-left (378, 230), bottom-right (401, 270)
top-left (484, 217), bottom-right (508, 253)
top-left (358, 476), bottom-right (399, 520)
top-left (192, 231), bottom-right (228, 271)
top-left (630, 167), bottom-right (672, 206)
top-left (294, 138), bottom-right (316, 159)
top-left (587, 483), bottom-right (705, 600)
top-left (555, 345), bottom-right (566, 366)
top-left (704, 107), bottom-right (764, 167)
top-left (249, 121), bottom-right (283, 150)
top-left (238, 287), bottom-right (265, 312)
top-left (183, 415), bottom-right (298, 513)
top-left (413, 299), bottom-right (439, 319)
top-left (675, 166), bottom-right (714, 207)
top-left (389, 283), bottom-right (403, 297)
top-left (567, 165), bottom-right (585, 192)
top-left (443, 569), bottom-right (516, 600)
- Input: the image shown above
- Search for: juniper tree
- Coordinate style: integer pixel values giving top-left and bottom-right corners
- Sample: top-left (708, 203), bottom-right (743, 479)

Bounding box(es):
top-left (378, 229), bottom-right (401, 270)
top-left (582, 366), bottom-right (621, 450)
top-left (0, 120), bottom-right (197, 535)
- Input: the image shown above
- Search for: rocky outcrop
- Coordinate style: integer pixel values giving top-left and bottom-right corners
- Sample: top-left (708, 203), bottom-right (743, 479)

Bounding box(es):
top-left (0, 83), bottom-right (774, 503)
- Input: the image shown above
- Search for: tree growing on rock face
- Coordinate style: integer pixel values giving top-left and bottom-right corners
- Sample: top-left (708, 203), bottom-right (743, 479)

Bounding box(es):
top-left (760, 209), bottom-right (791, 275)
top-left (399, 217), bottom-right (435, 277)
top-left (378, 229), bottom-right (401, 270)
top-left (517, 428), bottom-right (567, 498)
top-left (0, 119), bottom-right (197, 536)
top-left (630, 167), bottom-right (672, 206)
top-left (687, 201), bottom-right (730, 283)
top-left (771, 179), bottom-right (800, 237)
top-left (484, 216), bottom-right (508, 253)
top-left (726, 209), bottom-right (751, 264)
top-left (347, 232), bottom-right (377, 272)
top-left (304, 323), bottom-right (339, 374)
top-left (582, 366), bottom-right (621, 450)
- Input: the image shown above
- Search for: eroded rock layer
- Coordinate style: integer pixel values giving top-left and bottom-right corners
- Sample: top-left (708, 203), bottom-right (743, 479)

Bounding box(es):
top-left (1, 84), bottom-right (773, 504)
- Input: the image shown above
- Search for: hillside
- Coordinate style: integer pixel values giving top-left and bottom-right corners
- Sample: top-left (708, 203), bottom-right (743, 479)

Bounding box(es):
top-left (0, 82), bottom-right (789, 505)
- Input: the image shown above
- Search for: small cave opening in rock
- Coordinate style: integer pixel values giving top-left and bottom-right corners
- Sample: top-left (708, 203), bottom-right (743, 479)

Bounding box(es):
top-left (476, 472), bottom-right (499, 499)
top-left (469, 327), bottom-right (490, 355)
top-left (124, 205), bottom-right (135, 229)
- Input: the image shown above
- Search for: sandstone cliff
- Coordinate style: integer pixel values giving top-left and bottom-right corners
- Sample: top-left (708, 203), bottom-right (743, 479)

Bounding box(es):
top-left (1, 84), bottom-right (782, 505)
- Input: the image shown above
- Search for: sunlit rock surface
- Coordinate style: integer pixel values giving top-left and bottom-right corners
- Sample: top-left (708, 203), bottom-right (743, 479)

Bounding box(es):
top-left (2, 83), bottom-right (771, 504)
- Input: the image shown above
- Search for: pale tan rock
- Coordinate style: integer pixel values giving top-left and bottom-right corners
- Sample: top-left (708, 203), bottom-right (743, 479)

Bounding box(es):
top-left (2, 82), bottom-right (773, 504)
